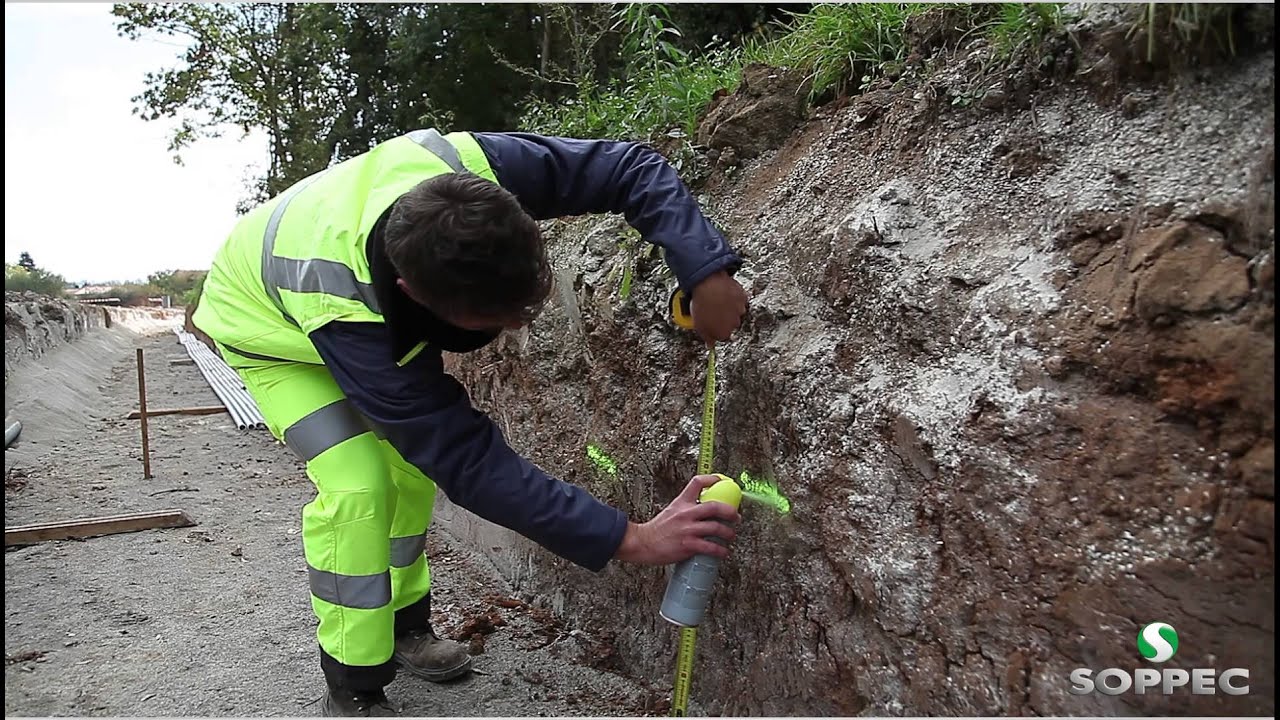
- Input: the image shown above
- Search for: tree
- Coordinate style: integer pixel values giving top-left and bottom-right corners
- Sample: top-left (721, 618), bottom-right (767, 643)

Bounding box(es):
top-left (328, 4), bottom-right (549, 139)
top-left (17, 252), bottom-right (36, 271)
top-left (113, 3), bottom-right (348, 205)
top-left (114, 3), bottom-right (549, 205)
top-left (5, 262), bottom-right (68, 297)
top-left (665, 4), bottom-right (800, 49)
top-left (490, 4), bottom-right (620, 99)
top-left (112, 2), bottom-right (794, 211)
top-left (147, 268), bottom-right (206, 297)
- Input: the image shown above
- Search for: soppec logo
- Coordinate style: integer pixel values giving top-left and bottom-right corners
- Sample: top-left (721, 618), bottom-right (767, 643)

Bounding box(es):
top-left (1069, 622), bottom-right (1250, 696)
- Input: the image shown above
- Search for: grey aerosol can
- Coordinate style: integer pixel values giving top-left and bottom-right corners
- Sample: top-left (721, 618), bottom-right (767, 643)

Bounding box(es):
top-left (659, 475), bottom-right (742, 627)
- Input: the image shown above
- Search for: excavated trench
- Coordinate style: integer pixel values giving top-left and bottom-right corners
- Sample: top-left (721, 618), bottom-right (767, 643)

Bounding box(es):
top-left (5, 10), bottom-right (1265, 717)
top-left (442, 18), bottom-right (1275, 718)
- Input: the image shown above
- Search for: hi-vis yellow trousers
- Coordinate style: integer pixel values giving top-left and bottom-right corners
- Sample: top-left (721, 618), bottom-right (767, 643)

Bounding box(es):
top-left (225, 353), bottom-right (437, 684)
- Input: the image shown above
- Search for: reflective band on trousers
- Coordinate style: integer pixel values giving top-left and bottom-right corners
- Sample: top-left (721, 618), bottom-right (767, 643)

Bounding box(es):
top-left (309, 567), bottom-right (391, 610)
top-left (283, 400), bottom-right (369, 461)
top-left (260, 128), bottom-right (464, 323)
top-left (390, 535), bottom-right (426, 568)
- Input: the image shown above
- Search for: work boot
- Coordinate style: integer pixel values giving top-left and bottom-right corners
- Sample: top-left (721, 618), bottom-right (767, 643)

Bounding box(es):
top-left (393, 627), bottom-right (473, 682)
top-left (319, 688), bottom-right (399, 717)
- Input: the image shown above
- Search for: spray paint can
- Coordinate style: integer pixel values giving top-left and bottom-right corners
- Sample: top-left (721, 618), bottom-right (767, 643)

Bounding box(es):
top-left (659, 475), bottom-right (742, 627)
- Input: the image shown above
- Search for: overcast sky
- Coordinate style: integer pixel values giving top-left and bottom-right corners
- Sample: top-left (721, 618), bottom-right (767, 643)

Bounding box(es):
top-left (5, 2), bottom-right (267, 285)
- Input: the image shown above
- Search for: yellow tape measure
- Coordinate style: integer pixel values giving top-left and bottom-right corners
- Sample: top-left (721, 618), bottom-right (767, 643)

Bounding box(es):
top-left (671, 625), bottom-right (699, 716)
top-left (670, 312), bottom-right (717, 717)
top-left (696, 348), bottom-right (717, 476)
top-left (670, 287), bottom-right (696, 331)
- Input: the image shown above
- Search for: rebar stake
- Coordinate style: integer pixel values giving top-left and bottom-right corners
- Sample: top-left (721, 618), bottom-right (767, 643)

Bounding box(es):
top-left (136, 347), bottom-right (152, 479)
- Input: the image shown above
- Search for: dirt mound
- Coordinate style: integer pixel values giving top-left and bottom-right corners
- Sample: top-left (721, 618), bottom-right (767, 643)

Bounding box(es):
top-left (444, 19), bottom-right (1274, 719)
top-left (107, 305), bottom-right (183, 335)
top-left (696, 63), bottom-right (810, 162)
top-left (3, 293), bottom-right (179, 384)
top-left (5, 291), bottom-right (103, 382)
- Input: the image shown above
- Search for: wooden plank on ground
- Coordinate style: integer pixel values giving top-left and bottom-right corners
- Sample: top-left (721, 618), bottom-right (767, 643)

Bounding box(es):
top-left (126, 406), bottom-right (226, 420)
top-left (169, 357), bottom-right (196, 366)
top-left (5, 509), bottom-right (196, 546)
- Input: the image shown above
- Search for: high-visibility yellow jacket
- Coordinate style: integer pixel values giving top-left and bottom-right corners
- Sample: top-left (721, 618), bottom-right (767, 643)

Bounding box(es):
top-left (191, 129), bottom-right (743, 572)
top-left (192, 129), bottom-right (495, 366)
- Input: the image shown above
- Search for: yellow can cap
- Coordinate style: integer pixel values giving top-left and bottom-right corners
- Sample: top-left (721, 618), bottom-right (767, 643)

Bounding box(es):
top-left (699, 474), bottom-right (742, 510)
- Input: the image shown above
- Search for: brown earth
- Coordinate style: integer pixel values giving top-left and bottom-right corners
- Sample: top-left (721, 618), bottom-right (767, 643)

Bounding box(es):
top-left (697, 63), bottom-right (812, 163)
top-left (5, 7), bottom-right (1274, 718)
top-left (4, 291), bottom-right (103, 382)
top-left (441, 11), bottom-right (1275, 717)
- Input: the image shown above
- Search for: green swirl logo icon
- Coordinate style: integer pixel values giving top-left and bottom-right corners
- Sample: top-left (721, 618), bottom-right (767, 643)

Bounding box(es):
top-left (1137, 622), bottom-right (1179, 663)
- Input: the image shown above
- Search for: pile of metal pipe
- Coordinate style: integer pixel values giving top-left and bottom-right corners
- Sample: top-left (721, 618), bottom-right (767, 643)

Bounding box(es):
top-left (4, 416), bottom-right (20, 448)
top-left (174, 329), bottom-right (267, 431)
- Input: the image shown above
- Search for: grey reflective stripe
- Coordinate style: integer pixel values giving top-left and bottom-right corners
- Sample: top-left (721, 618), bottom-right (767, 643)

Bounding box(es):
top-left (390, 535), bottom-right (426, 568)
top-left (261, 174), bottom-right (325, 325)
top-left (221, 342), bottom-right (288, 364)
top-left (407, 129), bottom-right (465, 172)
top-left (258, 134), bottom-right (460, 323)
top-left (283, 400), bottom-right (369, 462)
top-left (266, 256), bottom-right (381, 314)
top-left (362, 415), bottom-right (387, 441)
top-left (308, 567), bottom-right (391, 610)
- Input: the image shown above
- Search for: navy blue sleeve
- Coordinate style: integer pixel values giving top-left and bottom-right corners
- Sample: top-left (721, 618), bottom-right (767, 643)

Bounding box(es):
top-left (308, 321), bottom-right (628, 572)
top-left (472, 131), bottom-right (742, 292)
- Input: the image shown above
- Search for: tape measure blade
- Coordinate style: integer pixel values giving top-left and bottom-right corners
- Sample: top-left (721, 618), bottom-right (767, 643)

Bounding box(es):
top-left (673, 346), bottom-right (715, 718)
top-left (670, 626), bottom-right (698, 716)
top-left (696, 348), bottom-right (717, 476)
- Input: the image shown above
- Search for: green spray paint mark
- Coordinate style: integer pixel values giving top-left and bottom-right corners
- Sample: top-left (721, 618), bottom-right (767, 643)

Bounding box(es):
top-left (616, 228), bottom-right (640, 302)
top-left (738, 471), bottom-right (791, 514)
top-left (618, 261), bottom-right (634, 301)
top-left (586, 444), bottom-right (619, 478)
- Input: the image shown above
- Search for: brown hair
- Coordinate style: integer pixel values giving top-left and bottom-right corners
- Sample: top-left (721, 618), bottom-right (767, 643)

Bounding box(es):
top-left (385, 172), bottom-right (551, 324)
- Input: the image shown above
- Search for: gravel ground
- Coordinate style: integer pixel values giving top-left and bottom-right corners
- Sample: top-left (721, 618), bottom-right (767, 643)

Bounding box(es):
top-left (4, 327), bottom-right (657, 717)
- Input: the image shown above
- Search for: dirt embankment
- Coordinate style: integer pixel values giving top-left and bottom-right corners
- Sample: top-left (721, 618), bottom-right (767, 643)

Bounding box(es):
top-left (442, 9), bottom-right (1274, 718)
top-left (5, 291), bottom-right (184, 456)
top-left (4, 292), bottom-right (184, 384)
top-left (5, 291), bottom-right (103, 382)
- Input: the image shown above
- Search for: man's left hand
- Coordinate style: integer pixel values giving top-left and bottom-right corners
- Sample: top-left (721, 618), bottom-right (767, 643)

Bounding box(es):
top-left (689, 270), bottom-right (748, 344)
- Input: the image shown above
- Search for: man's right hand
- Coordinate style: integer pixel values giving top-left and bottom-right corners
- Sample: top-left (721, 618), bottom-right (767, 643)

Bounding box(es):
top-left (613, 474), bottom-right (740, 565)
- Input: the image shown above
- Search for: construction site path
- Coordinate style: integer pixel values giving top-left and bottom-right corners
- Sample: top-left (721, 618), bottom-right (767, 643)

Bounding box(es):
top-left (5, 325), bottom-right (657, 717)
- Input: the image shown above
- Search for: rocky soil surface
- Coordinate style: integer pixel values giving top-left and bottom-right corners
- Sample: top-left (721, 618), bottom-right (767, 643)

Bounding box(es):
top-left (5, 7), bottom-right (1273, 718)
top-left (4, 291), bottom-right (104, 382)
top-left (443, 10), bottom-right (1275, 717)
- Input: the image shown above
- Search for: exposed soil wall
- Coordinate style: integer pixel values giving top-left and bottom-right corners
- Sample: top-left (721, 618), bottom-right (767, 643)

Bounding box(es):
top-left (442, 17), bottom-right (1274, 718)
top-left (4, 292), bottom-right (185, 384)
top-left (4, 291), bottom-right (103, 382)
